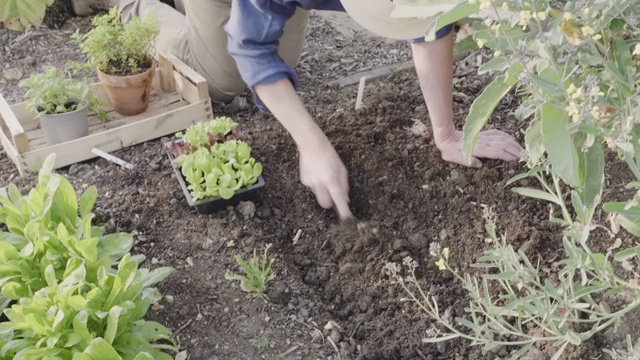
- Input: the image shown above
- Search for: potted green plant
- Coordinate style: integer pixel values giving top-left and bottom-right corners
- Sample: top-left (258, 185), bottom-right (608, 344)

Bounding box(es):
top-left (20, 66), bottom-right (107, 146)
top-left (163, 117), bottom-right (265, 213)
top-left (71, 7), bottom-right (159, 116)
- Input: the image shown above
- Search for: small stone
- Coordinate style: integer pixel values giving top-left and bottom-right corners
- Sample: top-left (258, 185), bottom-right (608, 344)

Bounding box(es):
top-left (329, 329), bottom-right (342, 343)
top-left (17, 56), bottom-right (36, 66)
top-left (256, 206), bottom-right (272, 219)
top-left (164, 295), bottom-right (175, 304)
top-left (3, 68), bottom-right (23, 81)
top-left (186, 257), bottom-right (194, 267)
top-left (236, 201), bottom-right (256, 219)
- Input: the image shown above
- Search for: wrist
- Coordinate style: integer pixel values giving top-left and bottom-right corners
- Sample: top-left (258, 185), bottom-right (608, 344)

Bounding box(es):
top-left (432, 124), bottom-right (456, 148)
top-left (295, 126), bottom-right (330, 153)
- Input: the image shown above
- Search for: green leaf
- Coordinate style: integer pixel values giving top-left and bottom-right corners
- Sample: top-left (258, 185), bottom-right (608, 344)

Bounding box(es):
top-left (0, 0), bottom-right (54, 31)
top-left (219, 187), bottom-right (234, 200)
top-left (511, 187), bottom-right (562, 205)
top-left (578, 141), bottom-right (604, 210)
top-left (611, 38), bottom-right (634, 94)
top-left (79, 186), bottom-right (98, 217)
top-left (2, 282), bottom-right (27, 299)
top-left (462, 71), bottom-right (518, 162)
top-left (540, 104), bottom-right (580, 187)
top-left (455, 317), bottom-right (479, 331)
top-left (483, 270), bottom-right (517, 280)
top-left (79, 338), bottom-right (123, 360)
top-left (615, 247), bottom-right (639, 262)
top-left (139, 267), bottom-right (174, 288)
top-left (105, 306), bottom-right (123, 345)
top-left (98, 233), bottom-right (134, 262)
top-left (478, 57), bottom-right (510, 75)
top-left (420, 2), bottom-right (479, 42)
top-left (132, 353), bottom-right (155, 360)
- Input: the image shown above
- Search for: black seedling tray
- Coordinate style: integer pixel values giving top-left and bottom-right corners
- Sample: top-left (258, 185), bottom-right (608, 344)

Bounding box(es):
top-left (164, 141), bottom-right (265, 214)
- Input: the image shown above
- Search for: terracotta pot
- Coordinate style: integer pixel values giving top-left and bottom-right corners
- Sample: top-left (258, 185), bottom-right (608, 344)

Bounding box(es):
top-left (38, 98), bottom-right (89, 146)
top-left (97, 66), bottom-right (155, 116)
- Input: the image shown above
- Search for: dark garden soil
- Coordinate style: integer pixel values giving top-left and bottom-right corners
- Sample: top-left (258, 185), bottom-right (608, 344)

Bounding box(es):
top-left (0, 7), bottom-right (638, 360)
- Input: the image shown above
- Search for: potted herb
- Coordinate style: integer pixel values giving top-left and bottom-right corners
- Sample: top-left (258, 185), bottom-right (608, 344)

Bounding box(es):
top-left (163, 117), bottom-right (265, 213)
top-left (20, 66), bottom-right (107, 146)
top-left (71, 7), bottom-right (159, 116)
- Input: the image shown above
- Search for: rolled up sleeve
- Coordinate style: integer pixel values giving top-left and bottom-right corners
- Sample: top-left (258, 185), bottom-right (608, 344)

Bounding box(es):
top-left (225, 0), bottom-right (297, 111)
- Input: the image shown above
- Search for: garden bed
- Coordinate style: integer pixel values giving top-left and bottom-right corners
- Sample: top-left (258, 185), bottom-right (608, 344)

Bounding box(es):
top-left (0, 52), bottom-right (212, 175)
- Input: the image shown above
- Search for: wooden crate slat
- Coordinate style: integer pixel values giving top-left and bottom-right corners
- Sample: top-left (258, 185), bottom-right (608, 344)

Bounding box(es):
top-left (161, 52), bottom-right (208, 101)
top-left (26, 94), bottom-right (187, 149)
top-left (0, 94), bottom-right (30, 154)
top-left (21, 99), bottom-right (212, 171)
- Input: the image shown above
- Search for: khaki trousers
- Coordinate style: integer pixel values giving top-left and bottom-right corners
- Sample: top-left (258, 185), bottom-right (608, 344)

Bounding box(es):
top-left (119, 0), bottom-right (309, 103)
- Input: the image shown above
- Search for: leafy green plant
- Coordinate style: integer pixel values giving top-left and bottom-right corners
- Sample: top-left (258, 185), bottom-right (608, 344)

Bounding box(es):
top-left (71, 7), bottom-right (159, 76)
top-left (176, 116), bottom-right (239, 148)
top-left (0, 0), bottom-right (54, 31)
top-left (604, 335), bottom-right (640, 360)
top-left (20, 66), bottom-right (107, 122)
top-left (249, 331), bottom-right (275, 350)
top-left (387, 0), bottom-right (640, 358)
top-left (165, 117), bottom-right (263, 201)
top-left (388, 207), bottom-right (640, 358)
top-left (0, 154), bottom-right (177, 359)
top-left (225, 244), bottom-right (275, 302)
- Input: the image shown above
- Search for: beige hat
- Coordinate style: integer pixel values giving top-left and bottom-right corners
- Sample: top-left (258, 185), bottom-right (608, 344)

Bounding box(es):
top-left (339, 0), bottom-right (461, 40)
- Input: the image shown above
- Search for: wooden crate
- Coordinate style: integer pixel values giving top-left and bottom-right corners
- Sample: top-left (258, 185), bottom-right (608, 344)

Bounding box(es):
top-left (0, 52), bottom-right (213, 175)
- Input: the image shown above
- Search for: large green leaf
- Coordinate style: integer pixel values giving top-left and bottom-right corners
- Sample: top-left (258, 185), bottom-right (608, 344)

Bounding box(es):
top-left (578, 140), bottom-right (604, 210)
top-left (540, 104), bottom-right (580, 187)
top-left (423, 2), bottom-right (479, 41)
top-left (462, 66), bottom-right (520, 162)
top-left (0, 0), bottom-right (54, 31)
top-left (79, 187), bottom-right (98, 218)
top-left (77, 338), bottom-right (122, 360)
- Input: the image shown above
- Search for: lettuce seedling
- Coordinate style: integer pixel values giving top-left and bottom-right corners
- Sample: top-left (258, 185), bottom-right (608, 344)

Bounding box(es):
top-left (168, 117), bottom-right (263, 201)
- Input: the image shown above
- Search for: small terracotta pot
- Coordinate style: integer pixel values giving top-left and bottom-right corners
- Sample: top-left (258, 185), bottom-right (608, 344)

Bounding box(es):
top-left (97, 65), bottom-right (156, 116)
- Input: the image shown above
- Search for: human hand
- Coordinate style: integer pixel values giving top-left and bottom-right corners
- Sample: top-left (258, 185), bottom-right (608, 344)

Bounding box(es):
top-left (436, 129), bottom-right (523, 168)
top-left (298, 137), bottom-right (353, 220)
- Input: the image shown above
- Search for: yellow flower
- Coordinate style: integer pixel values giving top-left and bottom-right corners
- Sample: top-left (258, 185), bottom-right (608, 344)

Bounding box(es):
top-left (435, 259), bottom-right (446, 271)
top-left (561, 20), bottom-right (581, 45)
top-left (581, 26), bottom-right (595, 36)
top-left (443, 247), bottom-right (450, 260)
top-left (565, 101), bottom-right (580, 122)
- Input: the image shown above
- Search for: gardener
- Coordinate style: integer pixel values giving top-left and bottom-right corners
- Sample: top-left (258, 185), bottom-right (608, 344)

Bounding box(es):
top-left (114, 0), bottom-right (524, 220)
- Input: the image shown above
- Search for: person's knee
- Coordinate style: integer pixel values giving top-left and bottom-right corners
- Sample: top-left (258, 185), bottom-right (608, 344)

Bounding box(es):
top-left (207, 78), bottom-right (246, 103)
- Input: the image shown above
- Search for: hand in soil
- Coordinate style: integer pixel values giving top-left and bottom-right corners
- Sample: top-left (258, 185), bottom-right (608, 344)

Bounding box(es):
top-left (298, 139), bottom-right (353, 220)
top-left (437, 129), bottom-right (523, 168)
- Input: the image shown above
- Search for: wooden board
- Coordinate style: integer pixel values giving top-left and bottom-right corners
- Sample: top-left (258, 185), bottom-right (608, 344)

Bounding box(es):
top-left (0, 52), bottom-right (213, 175)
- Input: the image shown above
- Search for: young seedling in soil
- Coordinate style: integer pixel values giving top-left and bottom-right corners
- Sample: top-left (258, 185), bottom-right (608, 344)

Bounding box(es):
top-left (225, 244), bottom-right (275, 302)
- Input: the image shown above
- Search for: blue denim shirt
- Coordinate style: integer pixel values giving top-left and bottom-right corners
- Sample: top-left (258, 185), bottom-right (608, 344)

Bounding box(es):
top-left (225, 0), bottom-right (453, 111)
